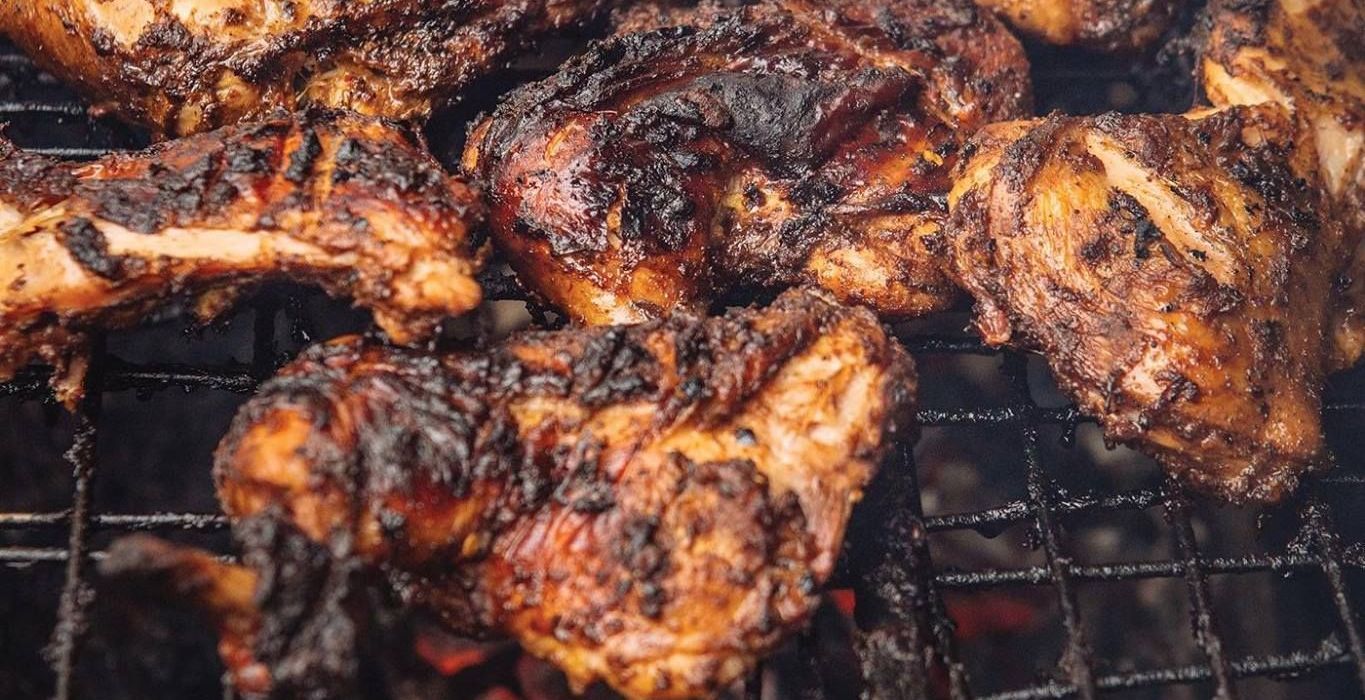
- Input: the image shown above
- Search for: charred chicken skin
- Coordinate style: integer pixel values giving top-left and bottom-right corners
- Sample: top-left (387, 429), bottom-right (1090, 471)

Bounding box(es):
top-left (0, 111), bottom-right (486, 404)
top-left (1200, 0), bottom-right (1365, 370)
top-left (0, 138), bottom-right (76, 229)
top-left (0, 0), bottom-right (611, 136)
top-left (102, 288), bottom-right (916, 699)
top-left (624, 0), bottom-right (1180, 52)
top-left (972, 0), bottom-right (1183, 51)
top-left (464, 0), bottom-right (1032, 324)
top-left (941, 105), bottom-right (1344, 501)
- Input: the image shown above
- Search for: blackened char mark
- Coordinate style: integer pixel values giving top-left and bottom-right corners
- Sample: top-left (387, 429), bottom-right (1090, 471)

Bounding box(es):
top-left (1107, 191), bottom-right (1164, 261)
top-left (59, 217), bottom-right (132, 280)
top-left (648, 68), bottom-right (915, 175)
top-left (331, 137), bottom-right (444, 195)
top-left (0, 138), bottom-right (77, 211)
top-left (285, 128), bottom-right (323, 184)
top-left (571, 328), bottom-right (662, 407)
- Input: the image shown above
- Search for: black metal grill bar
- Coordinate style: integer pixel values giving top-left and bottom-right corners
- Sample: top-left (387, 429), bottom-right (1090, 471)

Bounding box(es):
top-left (0, 512), bottom-right (228, 531)
top-left (925, 487), bottom-right (1163, 533)
top-left (46, 385), bottom-right (100, 700)
top-left (895, 333), bottom-right (999, 355)
top-left (918, 405), bottom-right (1087, 428)
top-left (1009, 355), bottom-right (1097, 698)
top-left (21, 146), bottom-right (117, 160)
top-left (852, 448), bottom-right (945, 697)
top-left (1299, 499), bottom-right (1365, 688)
top-left (0, 548), bottom-right (78, 564)
top-left (0, 101), bottom-right (90, 117)
top-left (1164, 482), bottom-right (1236, 698)
top-left (980, 642), bottom-right (1355, 700)
top-left (913, 488), bottom-right (976, 699)
top-left (0, 548), bottom-right (244, 566)
top-left (935, 553), bottom-right (1364, 588)
top-left (2, 362), bottom-right (262, 398)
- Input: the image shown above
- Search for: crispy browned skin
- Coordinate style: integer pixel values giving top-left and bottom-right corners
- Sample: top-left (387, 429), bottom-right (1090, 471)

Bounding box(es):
top-left (0, 111), bottom-right (486, 403)
top-left (463, 0), bottom-right (1031, 324)
top-left (973, 0), bottom-right (1182, 51)
top-left (941, 106), bottom-right (1344, 501)
top-left (108, 288), bottom-right (915, 699)
top-left (0, 0), bottom-right (611, 137)
top-left (1201, 0), bottom-right (1365, 370)
top-left (0, 139), bottom-right (76, 228)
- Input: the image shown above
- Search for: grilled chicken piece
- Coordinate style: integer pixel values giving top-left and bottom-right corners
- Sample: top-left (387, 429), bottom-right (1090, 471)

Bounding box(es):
top-left (0, 1), bottom-right (611, 137)
top-left (941, 106), bottom-right (1344, 501)
top-left (973, 0), bottom-right (1182, 51)
top-left (464, 0), bottom-right (1031, 324)
top-left (1201, 0), bottom-right (1365, 369)
top-left (0, 111), bottom-right (486, 404)
top-left (104, 288), bottom-right (916, 699)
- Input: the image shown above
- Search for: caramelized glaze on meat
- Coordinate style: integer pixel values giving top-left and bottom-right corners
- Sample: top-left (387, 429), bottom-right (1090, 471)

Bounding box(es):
top-left (0, 0), bottom-right (611, 136)
top-left (105, 288), bottom-right (915, 700)
top-left (973, 0), bottom-right (1183, 51)
top-left (464, 0), bottom-right (1031, 324)
top-left (1201, 0), bottom-right (1365, 369)
top-left (941, 106), bottom-right (1343, 501)
top-left (0, 111), bottom-right (486, 404)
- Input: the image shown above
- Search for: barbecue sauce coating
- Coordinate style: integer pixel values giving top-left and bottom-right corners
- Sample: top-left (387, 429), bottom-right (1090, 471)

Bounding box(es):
top-left (0, 0), bottom-right (612, 136)
top-left (1200, 0), bottom-right (1365, 370)
top-left (197, 288), bottom-right (915, 699)
top-left (0, 111), bottom-right (486, 405)
top-left (942, 106), bottom-right (1345, 502)
top-left (463, 0), bottom-right (1032, 325)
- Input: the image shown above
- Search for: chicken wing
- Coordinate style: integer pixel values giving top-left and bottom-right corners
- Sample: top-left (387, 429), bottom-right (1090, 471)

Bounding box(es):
top-left (974, 0), bottom-right (1183, 51)
top-left (0, 0), bottom-right (611, 136)
top-left (940, 106), bottom-right (1343, 501)
top-left (463, 0), bottom-right (1032, 324)
top-left (0, 111), bottom-right (486, 403)
top-left (1200, 0), bottom-right (1365, 369)
top-left (102, 287), bottom-right (916, 699)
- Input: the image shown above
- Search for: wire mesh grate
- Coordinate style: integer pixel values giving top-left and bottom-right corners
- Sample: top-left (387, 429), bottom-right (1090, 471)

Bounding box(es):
top-left (1, 42), bottom-right (1364, 700)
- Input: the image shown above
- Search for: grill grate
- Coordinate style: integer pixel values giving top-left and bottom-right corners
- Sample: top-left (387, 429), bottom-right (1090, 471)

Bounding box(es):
top-left (2, 41), bottom-right (1365, 700)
